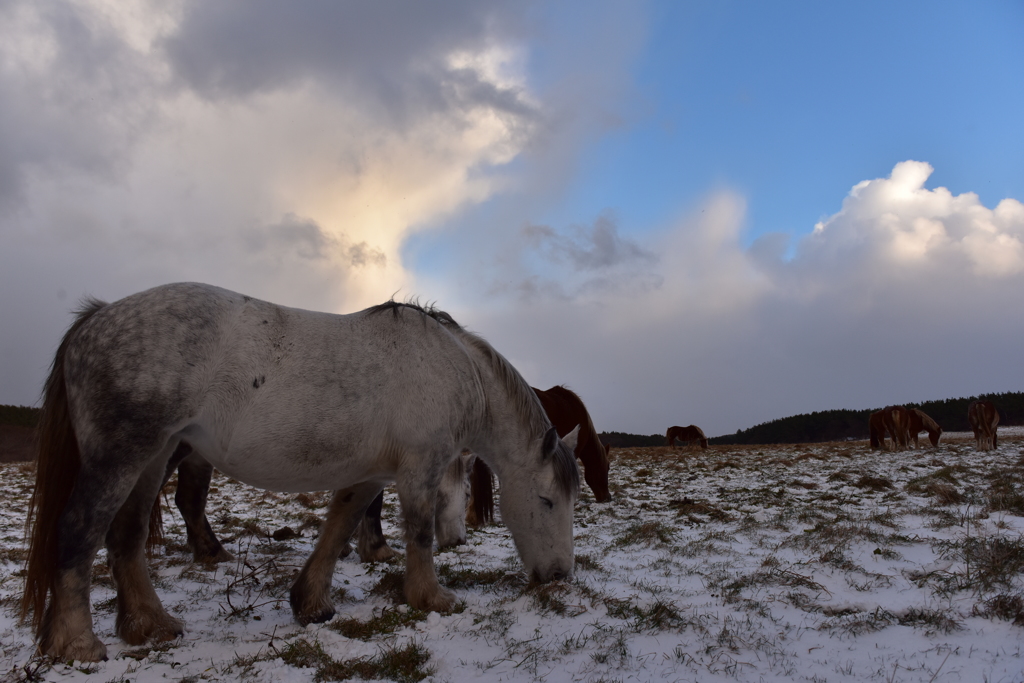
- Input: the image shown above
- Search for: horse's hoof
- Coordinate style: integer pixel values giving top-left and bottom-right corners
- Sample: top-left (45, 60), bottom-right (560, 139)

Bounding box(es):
top-left (436, 535), bottom-right (467, 551)
top-left (289, 584), bottom-right (336, 625)
top-left (294, 604), bottom-right (336, 626)
top-left (339, 542), bottom-right (353, 559)
top-left (357, 543), bottom-right (398, 563)
top-left (45, 629), bottom-right (108, 663)
top-left (117, 611), bottom-right (184, 646)
top-left (193, 547), bottom-right (234, 563)
top-left (407, 587), bottom-right (456, 613)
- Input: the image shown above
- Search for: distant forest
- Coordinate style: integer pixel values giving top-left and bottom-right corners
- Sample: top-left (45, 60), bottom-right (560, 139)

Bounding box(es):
top-left (0, 404), bottom-right (39, 428)
top-left (600, 392), bottom-right (1024, 447)
top-left (5, 392), bottom-right (1024, 447)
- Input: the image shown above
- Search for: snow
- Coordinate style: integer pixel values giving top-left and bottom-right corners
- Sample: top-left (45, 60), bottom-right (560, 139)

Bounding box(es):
top-left (3, 430), bottom-right (1024, 682)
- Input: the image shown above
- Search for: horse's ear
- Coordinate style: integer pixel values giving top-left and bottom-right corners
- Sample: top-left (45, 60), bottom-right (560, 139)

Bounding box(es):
top-left (541, 426), bottom-right (560, 459)
top-left (561, 424), bottom-right (580, 452)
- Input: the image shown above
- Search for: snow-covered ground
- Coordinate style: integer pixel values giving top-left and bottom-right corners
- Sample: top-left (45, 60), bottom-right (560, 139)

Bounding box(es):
top-left (4, 430), bottom-right (1024, 682)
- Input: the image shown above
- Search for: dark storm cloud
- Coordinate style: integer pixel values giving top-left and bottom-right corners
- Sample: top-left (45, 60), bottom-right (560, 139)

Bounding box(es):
top-left (247, 214), bottom-right (387, 267)
top-left (0, 1), bottom-right (157, 209)
top-left (162, 0), bottom-right (533, 124)
top-left (524, 213), bottom-right (655, 271)
top-left (505, 214), bottom-right (660, 300)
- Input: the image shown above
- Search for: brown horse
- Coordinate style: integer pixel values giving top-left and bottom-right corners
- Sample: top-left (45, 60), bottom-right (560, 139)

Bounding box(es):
top-left (468, 385), bottom-right (610, 526)
top-left (869, 410), bottom-right (887, 449)
top-left (907, 408), bottom-right (942, 448)
top-left (968, 400), bottom-right (999, 451)
top-left (882, 405), bottom-right (911, 451)
top-left (665, 425), bottom-right (708, 450)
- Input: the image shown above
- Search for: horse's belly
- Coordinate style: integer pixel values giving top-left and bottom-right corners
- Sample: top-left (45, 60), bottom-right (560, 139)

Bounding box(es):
top-left (188, 428), bottom-right (384, 493)
top-left (221, 465), bottom-right (359, 493)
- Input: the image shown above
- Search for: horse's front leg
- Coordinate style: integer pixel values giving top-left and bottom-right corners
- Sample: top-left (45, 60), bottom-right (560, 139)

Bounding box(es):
top-left (290, 482), bottom-right (382, 625)
top-left (107, 457), bottom-right (184, 646)
top-left (354, 491), bottom-right (399, 562)
top-left (397, 470), bottom-right (456, 612)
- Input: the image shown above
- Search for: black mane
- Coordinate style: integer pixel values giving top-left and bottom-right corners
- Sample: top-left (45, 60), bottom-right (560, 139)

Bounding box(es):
top-left (366, 300), bottom-right (461, 329)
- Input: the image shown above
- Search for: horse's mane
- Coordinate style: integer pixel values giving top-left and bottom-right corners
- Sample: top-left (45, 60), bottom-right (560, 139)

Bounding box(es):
top-left (366, 299), bottom-right (461, 328)
top-left (368, 300), bottom-right (579, 498)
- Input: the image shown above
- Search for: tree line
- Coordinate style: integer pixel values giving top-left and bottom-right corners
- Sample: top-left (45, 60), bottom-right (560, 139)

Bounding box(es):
top-left (0, 404), bottom-right (39, 428)
top-left (598, 392), bottom-right (1024, 447)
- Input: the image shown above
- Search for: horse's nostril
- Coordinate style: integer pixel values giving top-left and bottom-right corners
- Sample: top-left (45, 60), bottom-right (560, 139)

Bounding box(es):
top-left (552, 570), bottom-right (566, 581)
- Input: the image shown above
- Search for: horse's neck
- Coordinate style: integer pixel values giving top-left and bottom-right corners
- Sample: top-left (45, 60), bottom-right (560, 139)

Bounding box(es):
top-left (461, 336), bottom-right (547, 473)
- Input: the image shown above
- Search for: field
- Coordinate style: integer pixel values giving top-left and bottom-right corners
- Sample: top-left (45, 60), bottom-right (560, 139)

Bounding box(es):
top-left (3, 431), bottom-right (1024, 682)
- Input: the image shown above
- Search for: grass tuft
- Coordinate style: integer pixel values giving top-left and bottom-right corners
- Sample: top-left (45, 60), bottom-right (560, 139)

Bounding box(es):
top-left (278, 637), bottom-right (433, 683)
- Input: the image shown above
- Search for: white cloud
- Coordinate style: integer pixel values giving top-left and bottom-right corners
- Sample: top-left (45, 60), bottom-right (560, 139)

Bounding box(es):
top-left (453, 162), bottom-right (1024, 438)
top-left (807, 160), bottom-right (1024, 279)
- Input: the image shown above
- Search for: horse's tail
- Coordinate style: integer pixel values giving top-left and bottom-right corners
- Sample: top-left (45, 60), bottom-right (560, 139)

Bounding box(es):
top-left (665, 427), bottom-right (673, 447)
top-left (468, 459), bottom-right (494, 526)
top-left (147, 492), bottom-right (165, 556)
top-left (21, 298), bottom-right (106, 629)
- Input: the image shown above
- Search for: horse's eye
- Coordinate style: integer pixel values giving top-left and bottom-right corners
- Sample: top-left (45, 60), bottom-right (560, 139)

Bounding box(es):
top-left (539, 496), bottom-right (553, 509)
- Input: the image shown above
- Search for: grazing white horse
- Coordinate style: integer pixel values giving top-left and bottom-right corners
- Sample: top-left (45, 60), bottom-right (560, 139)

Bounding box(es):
top-left (23, 283), bottom-right (580, 662)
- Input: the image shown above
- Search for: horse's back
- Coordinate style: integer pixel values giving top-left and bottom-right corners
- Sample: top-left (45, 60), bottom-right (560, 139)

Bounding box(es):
top-left (62, 284), bottom-right (486, 491)
top-left (534, 386), bottom-right (588, 435)
top-left (64, 284), bottom-right (247, 440)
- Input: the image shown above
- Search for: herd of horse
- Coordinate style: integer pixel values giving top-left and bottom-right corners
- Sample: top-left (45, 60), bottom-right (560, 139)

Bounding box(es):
top-left (15, 283), bottom-right (1008, 661)
top-left (868, 400), bottom-right (1000, 452)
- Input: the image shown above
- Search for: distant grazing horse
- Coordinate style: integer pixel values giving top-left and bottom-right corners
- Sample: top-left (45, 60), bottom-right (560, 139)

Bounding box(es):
top-left (968, 400), bottom-right (999, 451)
top-left (666, 425), bottom-right (708, 450)
top-left (22, 283), bottom-right (579, 662)
top-left (869, 410), bottom-right (887, 449)
top-left (907, 408), bottom-right (942, 448)
top-left (882, 406), bottom-right (911, 451)
top-left (468, 385), bottom-right (607, 528)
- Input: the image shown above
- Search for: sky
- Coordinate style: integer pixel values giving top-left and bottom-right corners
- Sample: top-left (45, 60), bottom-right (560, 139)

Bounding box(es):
top-left (1, 0), bottom-right (1022, 438)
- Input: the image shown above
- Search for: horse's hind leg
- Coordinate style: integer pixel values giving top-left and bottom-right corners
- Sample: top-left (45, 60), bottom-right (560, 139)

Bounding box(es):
top-left (354, 491), bottom-right (399, 562)
top-left (291, 482), bottom-right (382, 625)
top-left (106, 456), bottom-right (184, 646)
top-left (175, 451), bottom-right (233, 563)
top-left (39, 462), bottom-right (155, 660)
top-left (38, 473), bottom-right (115, 660)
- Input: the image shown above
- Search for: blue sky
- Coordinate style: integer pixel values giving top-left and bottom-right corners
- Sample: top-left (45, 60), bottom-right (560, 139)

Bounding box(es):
top-left (1, 1), bottom-right (1023, 437)
top-left (409, 0), bottom-right (1023, 272)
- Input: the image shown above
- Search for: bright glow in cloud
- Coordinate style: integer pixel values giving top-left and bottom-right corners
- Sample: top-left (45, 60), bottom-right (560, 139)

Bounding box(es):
top-left (0, 0), bottom-right (541, 403)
